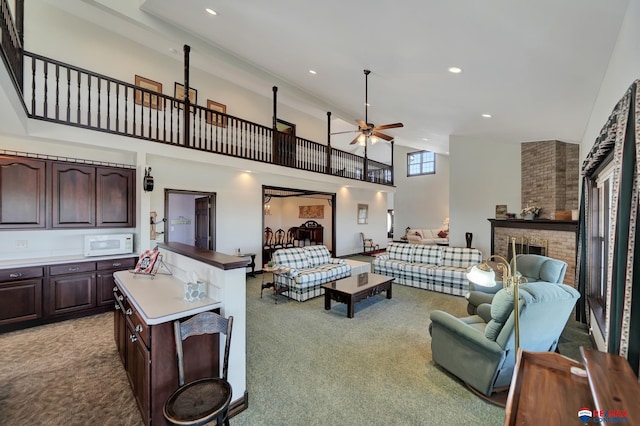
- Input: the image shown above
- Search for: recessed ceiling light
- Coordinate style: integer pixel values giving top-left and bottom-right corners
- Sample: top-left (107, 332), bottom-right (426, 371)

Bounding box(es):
top-left (309, 70), bottom-right (317, 75)
top-left (482, 113), bottom-right (492, 118)
top-left (422, 138), bottom-right (429, 141)
top-left (169, 48), bottom-right (178, 54)
top-left (448, 67), bottom-right (462, 74)
top-left (205, 8), bottom-right (217, 15)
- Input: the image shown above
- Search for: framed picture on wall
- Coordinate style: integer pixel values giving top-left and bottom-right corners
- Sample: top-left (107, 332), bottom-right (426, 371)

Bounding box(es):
top-left (134, 75), bottom-right (163, 110)
top-left (174, 82), bottom-right (197, 111)
top-left (357, 203), bottom-right (368, 224)
top-left (206, 99), bottom-right (227, 127)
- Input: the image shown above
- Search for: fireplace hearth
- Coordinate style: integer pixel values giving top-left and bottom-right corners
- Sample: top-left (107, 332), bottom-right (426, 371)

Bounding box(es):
top-left (489, 218), bottom-right (578, 286)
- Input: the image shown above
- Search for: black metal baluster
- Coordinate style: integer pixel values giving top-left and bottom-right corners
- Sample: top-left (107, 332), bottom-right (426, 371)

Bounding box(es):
top-left (76, 71), bottom-right (81, 124)
top-left (66, 67), bottom-right (70, 122)
top-left (30, 56), bottom-right (35, 116)
top-left (87, 74), bottom-right (91, 126)
top-left (54, 64), bottom-right (59, 120)
top-left (106, 80), bottom-right (111, 131)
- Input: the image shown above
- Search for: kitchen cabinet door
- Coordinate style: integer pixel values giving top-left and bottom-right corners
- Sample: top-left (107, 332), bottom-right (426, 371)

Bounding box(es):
top-left (126, 319), bottom-right (150, 424)
top-left (96, 257), bottom-right (136, 307)
top-left (0, 156), bottom-right (47, 229)
top-left (48, 271), bottom-right (96, 316)
top-left (52, 162), bottom-right (96, 228)
top-left (96, 167), bottom-right (135, 227)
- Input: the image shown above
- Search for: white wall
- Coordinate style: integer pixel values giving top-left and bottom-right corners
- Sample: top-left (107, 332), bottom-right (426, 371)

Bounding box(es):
top-left (579, 0), bottom-right (640, 351)
top-left (449, 135), bottom-right (521, 258)
top-left (393, 145), bottom-right (450, 236)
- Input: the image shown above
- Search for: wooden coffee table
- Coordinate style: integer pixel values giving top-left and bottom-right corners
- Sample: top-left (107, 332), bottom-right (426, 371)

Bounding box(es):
top-left (322, 272), bottom-right (394, 318)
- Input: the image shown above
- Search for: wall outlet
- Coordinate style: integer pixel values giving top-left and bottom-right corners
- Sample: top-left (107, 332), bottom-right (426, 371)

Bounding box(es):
top-left (15, 240), bottom-right (28, 249)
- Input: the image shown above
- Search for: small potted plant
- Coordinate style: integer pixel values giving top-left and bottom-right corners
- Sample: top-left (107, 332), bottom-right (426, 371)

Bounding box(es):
top-left (520, 205), bottom-right (541, 220)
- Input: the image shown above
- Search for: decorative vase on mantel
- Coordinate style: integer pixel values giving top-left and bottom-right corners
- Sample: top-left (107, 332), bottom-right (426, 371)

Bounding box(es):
top-left (524, 213), bottom-right (535, 220)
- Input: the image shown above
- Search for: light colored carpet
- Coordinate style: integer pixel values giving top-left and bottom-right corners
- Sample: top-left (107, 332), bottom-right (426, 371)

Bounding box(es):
top-left (0, 260), bottom-right (590, 426)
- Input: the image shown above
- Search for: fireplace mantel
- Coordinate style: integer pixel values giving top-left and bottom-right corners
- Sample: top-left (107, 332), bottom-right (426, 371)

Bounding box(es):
top-left (488, 219), bottom-right (578, 254)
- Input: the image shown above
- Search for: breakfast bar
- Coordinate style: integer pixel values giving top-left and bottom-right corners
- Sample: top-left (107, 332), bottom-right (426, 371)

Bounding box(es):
top-left (113, 242), bottom-right (249, 425)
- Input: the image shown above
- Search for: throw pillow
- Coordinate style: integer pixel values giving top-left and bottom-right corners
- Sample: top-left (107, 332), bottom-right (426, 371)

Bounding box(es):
top-left (438, 230), bottom-right (448, 238)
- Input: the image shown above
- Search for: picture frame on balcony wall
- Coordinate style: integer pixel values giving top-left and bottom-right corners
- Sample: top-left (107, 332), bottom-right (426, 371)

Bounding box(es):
top-left (174, 82), bottom-right (197, 111)
top-left (357, 203), bottom-right (368, 224)
top-left (134, 75), bottom-right (163, 110)
top-left (206, 99), bottom-right (227, 127)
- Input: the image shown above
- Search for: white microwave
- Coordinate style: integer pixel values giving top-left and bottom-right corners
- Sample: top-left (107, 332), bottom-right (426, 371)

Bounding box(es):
top-left (84, 233), bottom-right (134, 257)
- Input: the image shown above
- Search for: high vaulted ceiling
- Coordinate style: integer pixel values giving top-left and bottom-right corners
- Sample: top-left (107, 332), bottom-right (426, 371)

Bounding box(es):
top-left (63, 1), bottom-right (631, 154)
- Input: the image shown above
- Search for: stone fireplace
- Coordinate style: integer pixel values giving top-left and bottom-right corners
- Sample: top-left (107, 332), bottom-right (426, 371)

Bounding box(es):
top-left (487, 140), bottom-right (580, 286)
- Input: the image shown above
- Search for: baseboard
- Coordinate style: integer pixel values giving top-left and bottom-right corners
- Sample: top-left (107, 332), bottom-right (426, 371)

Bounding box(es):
top-left (228, 391), bottom-right (248, 418)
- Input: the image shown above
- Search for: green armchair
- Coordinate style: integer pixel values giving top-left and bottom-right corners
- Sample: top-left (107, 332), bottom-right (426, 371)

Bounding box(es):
top-left (430, 281), bottom-right (580, 396)
top-left (466, 254), bottom-right (568, 315)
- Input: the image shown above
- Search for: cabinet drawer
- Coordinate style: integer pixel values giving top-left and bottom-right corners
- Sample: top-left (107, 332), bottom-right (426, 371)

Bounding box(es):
top-left (97, 257), bottom-right (136, 271)
top-left (49, 262), bottom-right (96, 276)
top-left (125, 304), bottom-right (149, 348)
top-left (0, 267), bottom-right (44, 282)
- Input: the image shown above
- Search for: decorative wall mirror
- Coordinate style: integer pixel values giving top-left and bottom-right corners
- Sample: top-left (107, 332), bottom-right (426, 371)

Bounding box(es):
top-left (357, 204), bottom-right (368, 224)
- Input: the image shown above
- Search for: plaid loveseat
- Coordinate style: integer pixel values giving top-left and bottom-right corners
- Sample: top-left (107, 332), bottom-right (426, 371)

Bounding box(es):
top-left (373, 243), bottom-right (482, 296)
top-left (271, 245), bottom-right (351, 301)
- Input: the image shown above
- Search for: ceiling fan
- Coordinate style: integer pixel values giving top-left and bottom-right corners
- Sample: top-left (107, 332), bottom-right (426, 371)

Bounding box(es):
top-left (332, 69), bottom-right (404, 145)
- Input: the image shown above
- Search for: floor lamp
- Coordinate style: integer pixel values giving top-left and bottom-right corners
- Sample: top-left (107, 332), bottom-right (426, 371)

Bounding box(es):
top-left (466, 238), bottom-right (523, 349)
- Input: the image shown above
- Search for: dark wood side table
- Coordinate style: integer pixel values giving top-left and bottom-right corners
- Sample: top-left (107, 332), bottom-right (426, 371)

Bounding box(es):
top-left (238, 253), bottom-right (256, 277)
top-left (261, 265), bottom-right (289, 304)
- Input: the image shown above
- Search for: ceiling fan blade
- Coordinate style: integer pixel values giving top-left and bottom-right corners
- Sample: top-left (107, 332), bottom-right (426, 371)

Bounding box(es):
top-left (349, 135), bottom-right (361, 145)
top-left (373, 131), bottom-right (394, 141)
top-left (356, 120), bottom-right (370, 130)
top-left (373, 122), bottom-right (404, 131)
top-left (330, 130), bottom-right (357, 135)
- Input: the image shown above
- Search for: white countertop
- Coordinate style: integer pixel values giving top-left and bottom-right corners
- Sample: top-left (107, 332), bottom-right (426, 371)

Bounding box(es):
top-left (114, 270), bottom-right (222, 325)
top-left (0, 253), bottom-right (139, 269)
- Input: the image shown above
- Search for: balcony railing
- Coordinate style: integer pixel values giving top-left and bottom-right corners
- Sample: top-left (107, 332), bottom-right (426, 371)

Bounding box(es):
top-left (0, 0), bottom-right (23, 92)
top-left (18, 51), bottom-right (393, 185)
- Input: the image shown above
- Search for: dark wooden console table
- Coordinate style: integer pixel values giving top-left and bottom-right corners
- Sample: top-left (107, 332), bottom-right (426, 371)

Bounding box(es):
top-left (505, 348), bottom-right (639, 425)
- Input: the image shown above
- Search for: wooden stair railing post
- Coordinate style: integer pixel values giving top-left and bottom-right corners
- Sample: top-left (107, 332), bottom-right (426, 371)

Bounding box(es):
top-left (183, 44), bottom-right (191, 147)
top-left (272, 86), bottom-right (278, 164)
top-left (326, 111), bottom-right (331, 175)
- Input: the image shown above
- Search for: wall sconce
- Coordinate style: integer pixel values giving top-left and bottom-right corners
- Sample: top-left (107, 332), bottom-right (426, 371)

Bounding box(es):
top-left (143, 167), bottom-right (154, 192)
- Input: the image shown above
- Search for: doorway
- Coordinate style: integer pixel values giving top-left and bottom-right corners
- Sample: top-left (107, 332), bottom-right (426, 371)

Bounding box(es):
top-left (262, 186), bottom-right (336, 260)
top-left (164, 189), bottom-right (216, 250)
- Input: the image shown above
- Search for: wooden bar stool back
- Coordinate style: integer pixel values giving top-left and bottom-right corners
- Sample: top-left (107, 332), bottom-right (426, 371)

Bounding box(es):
top-left (163, 312), bottom-right (234, 426)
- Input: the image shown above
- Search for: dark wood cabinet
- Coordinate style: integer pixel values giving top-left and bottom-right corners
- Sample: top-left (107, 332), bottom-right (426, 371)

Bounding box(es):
top-left (0, 267), bottom-right (44, 325)
top-left (113, 286), bottom-right (127, 365)
top-left (96, 167), bottom-right (135, 228)
top-left (48, 269), bottom-right (96, 316)
top-left (97, 258), bottom-right (136, 307)
top-left (0, 155), bottom-right (136, 230)
top-left (52, 162), bottom-right (96, 228)
top-left (0, 156), bottom-right (47, 229)
top-left (126, 318), bottom-right (150, 421)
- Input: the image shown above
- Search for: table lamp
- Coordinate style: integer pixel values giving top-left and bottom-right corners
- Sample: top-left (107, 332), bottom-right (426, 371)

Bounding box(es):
top-left (466, 238), bottom-right (524, 349)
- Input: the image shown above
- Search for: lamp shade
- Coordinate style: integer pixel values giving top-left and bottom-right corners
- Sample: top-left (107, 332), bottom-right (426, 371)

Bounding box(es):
top-left (466, 264), bottom-right (496, 287)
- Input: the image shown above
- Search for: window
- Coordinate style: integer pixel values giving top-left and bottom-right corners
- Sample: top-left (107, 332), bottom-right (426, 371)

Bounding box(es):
top-left (407, 150), bottom-right (435, 176)
top-left (589, 160), bottom-right (614, 335)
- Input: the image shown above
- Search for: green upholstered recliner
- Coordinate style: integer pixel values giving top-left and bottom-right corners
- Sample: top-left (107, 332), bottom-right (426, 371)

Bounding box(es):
top-left (430, 281), bottom-right (580, 396)
top-left (465, 254), bottom-right (568, 315)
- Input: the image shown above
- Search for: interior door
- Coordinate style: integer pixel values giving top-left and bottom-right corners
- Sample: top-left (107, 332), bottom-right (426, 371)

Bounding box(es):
top-left (194, 196), bottom-right (209, 249)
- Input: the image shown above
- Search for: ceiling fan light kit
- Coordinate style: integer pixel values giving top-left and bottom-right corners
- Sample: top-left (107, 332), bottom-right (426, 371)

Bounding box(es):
top-left (331, 69), bottom-right (404, 146)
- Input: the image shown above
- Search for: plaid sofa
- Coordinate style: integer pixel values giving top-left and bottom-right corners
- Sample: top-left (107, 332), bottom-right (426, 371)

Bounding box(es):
top-left (271, 245), bottom-right (351, 301)
top-left (373, 243), bottom-right (482, 296)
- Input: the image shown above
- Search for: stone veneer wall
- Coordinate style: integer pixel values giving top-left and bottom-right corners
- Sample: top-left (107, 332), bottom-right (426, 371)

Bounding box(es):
top-left (494, 227), bottom-right (576, 286)
top-left (521, 141), bottom-right (579, 219)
